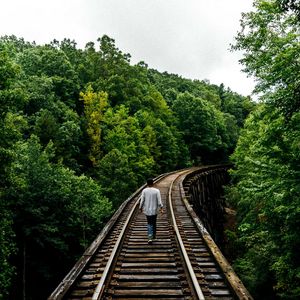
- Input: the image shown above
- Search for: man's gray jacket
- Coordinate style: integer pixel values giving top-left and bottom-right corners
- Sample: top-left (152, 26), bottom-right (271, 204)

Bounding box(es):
top-left (139, 187), bottom-right (163, 216)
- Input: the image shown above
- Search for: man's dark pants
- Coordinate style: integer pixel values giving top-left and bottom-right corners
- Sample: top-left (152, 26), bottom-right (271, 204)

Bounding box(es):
top-left (146, 215), bottom-right (157, 239)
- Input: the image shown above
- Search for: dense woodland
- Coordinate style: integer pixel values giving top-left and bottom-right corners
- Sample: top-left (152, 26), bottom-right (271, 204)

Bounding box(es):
top-left (0, 32), bottom-right (252, 299)
top-left (0, 0), bottom-right (299, 299)
top-left (227, 0), bottom-right (300, 299)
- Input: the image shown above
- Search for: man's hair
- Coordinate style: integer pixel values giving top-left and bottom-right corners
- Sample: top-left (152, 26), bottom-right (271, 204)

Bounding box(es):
top-left (147, 178), bottom-right (154, 186)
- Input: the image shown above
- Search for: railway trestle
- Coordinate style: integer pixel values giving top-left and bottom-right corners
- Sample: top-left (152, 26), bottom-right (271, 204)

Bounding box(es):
top-left (49, 166), bottom-right (252, 300)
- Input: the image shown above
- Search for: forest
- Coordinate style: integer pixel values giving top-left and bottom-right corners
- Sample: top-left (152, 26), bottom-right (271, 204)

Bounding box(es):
top-left (227, 0), bottom-right (300, 299)
top-left (0, 0), bottom-right (299, 299)
top-left (0, 33), bottom-right (252, 299)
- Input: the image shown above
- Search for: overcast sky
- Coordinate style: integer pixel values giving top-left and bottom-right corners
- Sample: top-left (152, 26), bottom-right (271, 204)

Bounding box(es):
top-left (0, 0), bottom-right (256, 97)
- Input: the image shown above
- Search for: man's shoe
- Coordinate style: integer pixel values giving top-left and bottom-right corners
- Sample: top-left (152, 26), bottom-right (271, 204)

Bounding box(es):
top-left (148, 235), bottom-right (153, 243)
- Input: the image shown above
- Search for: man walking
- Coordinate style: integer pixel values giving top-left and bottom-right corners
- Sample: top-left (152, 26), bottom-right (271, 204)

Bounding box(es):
top-left (139, 178), bottom-right (163, 243)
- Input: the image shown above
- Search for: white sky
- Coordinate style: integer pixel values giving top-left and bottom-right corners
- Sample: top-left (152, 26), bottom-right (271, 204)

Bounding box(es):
top-left (0, 0), bottom-right (256, 97)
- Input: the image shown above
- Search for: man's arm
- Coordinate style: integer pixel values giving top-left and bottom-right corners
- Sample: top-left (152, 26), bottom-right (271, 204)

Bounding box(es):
top-left (157, 189), bottom-right (162, 207)
top-left (139, 190), bottom-right (145, 212)
top-left (157, 189), bottom-right (163, 213)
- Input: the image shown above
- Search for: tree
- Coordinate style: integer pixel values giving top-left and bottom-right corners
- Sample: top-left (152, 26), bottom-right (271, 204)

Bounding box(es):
top-left (0, 48), bottom-right (26, 297)
top-left (135, 110), bottom-right (190, 173)
top-left (96, 149), bottom-right (136, 208)
top-left (229, 1), bottom-right (300, 298)
top-left (97, 105), bottom-right (155, 206)
top-left (17, 45), bottom-right (80, 108)
top-left (32, 100), bottom-right (82, 170)
top-left (172, 92), bottom-right (227, 163)
top-left (7, 135), bottom-right (112, 298)
top-left (0, 200), bottom-right (16, 299)
top-left (276, 0), bottom-right (300, 17)
top-left (232, 0), bottom-right (300, 118)
top-left (218, 84), bottom-right (254, 127)
top-left (230, 105), bottom-right (300, 298)
top-left (80, 85), bottom-right (108, 166)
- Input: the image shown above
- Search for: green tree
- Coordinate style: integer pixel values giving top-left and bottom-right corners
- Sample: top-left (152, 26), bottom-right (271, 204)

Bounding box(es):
top-left (276, 0), bottom-right (300, 17)
top-left (17, 45), bottom-right (80, 108)
top-left (0, 200), bottom-right (16, 300)
top-left (7, 135), bottom-right (112, 298)
top-left (230, 105), bottom-right (300, 298)
top-left (218, 84), bottom-right (254, 127)
top-left (135, 110), bottom-right (190, 173)
top-left (232, 0), bottom-right (300, 117)
top-left (80, 85), bottom-right (108, 166)
top-left (0, 47), bottom-right (27, 297)
top-left (30, 100), bottom-right (82, 171)
top-left (172, 92), bottom-right (227, 163)
top-left (229, 1), bottom-right (300, 298)
top-left (97, 148), bottom-right (136, 208)
top-left (97, 105), bottom-right (155, 206)
top-left (89, 35), bottom-right (139, 110)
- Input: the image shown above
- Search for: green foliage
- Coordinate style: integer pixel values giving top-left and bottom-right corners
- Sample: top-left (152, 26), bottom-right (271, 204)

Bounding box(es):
top-left (8, 135), bottom-right (112, 246)
top-left (148, 70), bottom-right (254, 121)
top-left (218, 83), bottom-right (255, 127)
top-left (96, 148), bottom-right (136, 208)
top-left (172, 92), bottom-right (234, 163)
top-left (0, 33), bottom-right (250, 299)
top-left (0, 201), bottom-right (15, 299)
top-left (0, 49), bottom-right (18, 90)
top-left (6, 136), bottom-right (112, 296)
top-left (230, 106), bottom-right (300, 298)
top-left (0, 47), bottom-right (27, 297)
top-left (229, 2), bottom-right (300, 297)
top-left (135, 110), bottom-right (189, 173)
top-left (17, 45), bottom-right (80, 107)
top-left (276, 0), bottom-right (300, 18)
top-left (0, 48), bottom-right (26, 115)
top-left (97, 106), bottom-right (155, 206)
top-left (80, 85), bottom-right (108, 165)
top-left (232, 0), bottom-right (300, 118)
top-left (32, 100), bottom-right (82, 170)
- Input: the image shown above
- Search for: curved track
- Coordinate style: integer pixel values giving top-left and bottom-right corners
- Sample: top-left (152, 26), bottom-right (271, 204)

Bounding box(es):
top-left (49, 167), bottom-right (252, 300)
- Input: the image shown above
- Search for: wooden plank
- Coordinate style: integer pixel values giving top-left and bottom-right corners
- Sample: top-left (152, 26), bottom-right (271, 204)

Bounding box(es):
top-left (114, 281), bottom-right (182, 288)
top-left (123, 257), bottom-right (174, 262)
top-left (211, 289), bottom-right (231, 295)
top-left (118, 274), bottom-right (180, 281)
top-left (125, 249), bottom-right (174, 253)
top-left (204, 274), bottom-right (223, 280)
top-left (124, 244), bottom-right (173, 249)
top-left (121, 262), bottom-right (177, 268)
top-left (124, 252), bottom-right (173, 257)
top-left (112, 289), bottom-right (183, 296)
top-left (119, 268), bottom-right (178, 274)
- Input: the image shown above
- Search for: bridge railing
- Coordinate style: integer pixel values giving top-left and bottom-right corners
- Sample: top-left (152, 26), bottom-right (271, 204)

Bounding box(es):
top-left (179, 165), bottom-right (253, 300)
top-left (183, 165), bottom-right (232, 244)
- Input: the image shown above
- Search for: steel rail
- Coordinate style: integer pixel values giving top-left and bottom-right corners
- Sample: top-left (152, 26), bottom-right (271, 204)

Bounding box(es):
top-left (180, 167), bottom-right (253, 300)
top-left (91, 171), bottom-right (174, 300)
top-left (168, 174), bottom-right (205, 300)
top-left (49, 170), bottom-right (176, 300)
top-left (92, 195), bottom-right (141, 300)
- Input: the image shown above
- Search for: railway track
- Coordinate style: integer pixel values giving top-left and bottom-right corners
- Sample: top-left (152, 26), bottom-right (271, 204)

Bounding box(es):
top-left (49, 167), bottom-right (252, 300)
